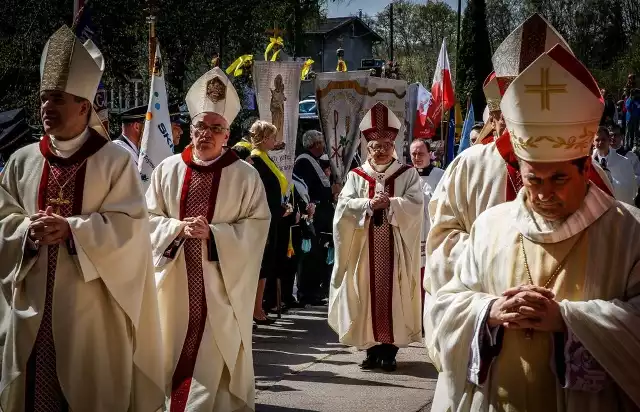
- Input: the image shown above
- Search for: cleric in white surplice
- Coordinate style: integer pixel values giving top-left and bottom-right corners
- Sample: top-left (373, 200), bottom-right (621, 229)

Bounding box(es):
top-left (145, 67), bottom-right (270, 411)
top-left (328, 102), bottom-right (423, 372)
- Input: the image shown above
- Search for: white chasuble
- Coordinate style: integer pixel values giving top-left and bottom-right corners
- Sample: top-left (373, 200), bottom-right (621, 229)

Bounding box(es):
top-left (418, 165), bottom-right (445, 268)
top-left (0, 131), bottom-right (165, 412)
top-left (328, 160), bottom-right (423, 349)
top-left (146, 147), bottom-right (270, 412)
top-left (430, 185), bottom-right (640, 412)
top-left (423, 135), bottom-right (615, 367)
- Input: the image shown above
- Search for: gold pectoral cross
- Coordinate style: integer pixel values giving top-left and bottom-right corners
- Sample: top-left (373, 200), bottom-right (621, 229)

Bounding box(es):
top-left (48, 189), bottom-right (71, 214)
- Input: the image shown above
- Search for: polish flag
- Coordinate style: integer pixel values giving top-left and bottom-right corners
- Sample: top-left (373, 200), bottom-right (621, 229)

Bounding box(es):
top-left (415, 39), bottom-right (455, 138)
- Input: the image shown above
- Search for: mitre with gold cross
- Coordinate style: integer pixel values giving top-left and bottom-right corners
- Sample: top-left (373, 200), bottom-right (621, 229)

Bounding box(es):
top-left (491, 13), bottom-right (572, 92)
top-left (40, 25), bottom-right (107, 138)
top-left (500, 44), bottom-right (603, 162)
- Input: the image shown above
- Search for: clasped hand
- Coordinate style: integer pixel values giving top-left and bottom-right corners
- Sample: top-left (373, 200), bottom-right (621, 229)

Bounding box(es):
top-left (181, 216), bottom-right (210, 239)
top-left (488, 284), bottom-right (566, 333)
top-left (28, 206), bottom-right (71, 246)
top-left (370, 192), bottom-right (390, 210)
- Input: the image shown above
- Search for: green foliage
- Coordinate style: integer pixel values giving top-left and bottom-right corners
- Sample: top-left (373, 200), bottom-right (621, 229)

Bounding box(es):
top-left (456, 0), bottom-right (493, 120)
top-left (365, 0), bottom-right (457, 86)
top-left (0, 0), bottom-right (334, 126)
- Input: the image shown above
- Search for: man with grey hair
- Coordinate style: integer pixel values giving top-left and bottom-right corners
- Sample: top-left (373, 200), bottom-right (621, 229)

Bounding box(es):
top-left (294, 129), bottom-right (337, 305)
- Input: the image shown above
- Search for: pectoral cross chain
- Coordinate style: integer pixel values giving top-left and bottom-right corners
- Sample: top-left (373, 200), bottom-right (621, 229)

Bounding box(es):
top-left (48, 189), bottom-right (71, 214)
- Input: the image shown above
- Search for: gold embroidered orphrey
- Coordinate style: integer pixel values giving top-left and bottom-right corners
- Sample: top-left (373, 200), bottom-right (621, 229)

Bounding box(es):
top-left (510, 127), bottom-right (594, 151)
top-left (206, 77), bottom-right (226, 103)
top-left (524, 67), bottom-right (568, 111)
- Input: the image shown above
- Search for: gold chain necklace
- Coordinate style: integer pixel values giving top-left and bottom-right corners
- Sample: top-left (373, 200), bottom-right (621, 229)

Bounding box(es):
top-left (518, 231), bottom-right (584, 339)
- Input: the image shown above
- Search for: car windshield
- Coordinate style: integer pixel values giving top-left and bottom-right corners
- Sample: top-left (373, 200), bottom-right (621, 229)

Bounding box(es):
top-left (299, 101), bottom-right (316, 114)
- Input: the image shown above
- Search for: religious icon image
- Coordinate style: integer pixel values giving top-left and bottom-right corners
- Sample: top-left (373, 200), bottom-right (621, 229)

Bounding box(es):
top-left (206, 77), bottom-right (226, 103)
top-left (270, 74), bottom-right (286, 144)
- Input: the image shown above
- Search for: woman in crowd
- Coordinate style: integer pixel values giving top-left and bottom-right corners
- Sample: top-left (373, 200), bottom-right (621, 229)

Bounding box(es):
top-left (247, 120), bottom-right (294, 325)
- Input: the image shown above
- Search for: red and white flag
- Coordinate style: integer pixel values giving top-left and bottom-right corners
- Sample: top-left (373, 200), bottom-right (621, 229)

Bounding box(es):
top-left (414, 39), bottom-right (455, 138)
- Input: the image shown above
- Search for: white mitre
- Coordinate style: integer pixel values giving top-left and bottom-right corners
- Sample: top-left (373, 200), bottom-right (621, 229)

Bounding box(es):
top-left (40, 25), bottom-right (107, 138)
top-left (359, 102), bottom-right (402, 141)
top-left (185, 67), bottom-right (240, 125)
top-left (492, 13), bottom-right (573, 89)
top-left (501, 44), bottom-right (604, 162)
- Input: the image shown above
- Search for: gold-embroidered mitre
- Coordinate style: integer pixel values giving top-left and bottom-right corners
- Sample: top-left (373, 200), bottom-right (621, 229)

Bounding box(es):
top-left (492, 13), bottom-right (572, 92)
top-left (185, 67), bottom-right (240, 125)
top-left (500, 45), bottom-right (603, 162)
top-left (483, 72), bottom-right (507, 113)
top-left (40, 25), bottom-right (107, 137)
top-left (40, 25), bottom-right (104, 104)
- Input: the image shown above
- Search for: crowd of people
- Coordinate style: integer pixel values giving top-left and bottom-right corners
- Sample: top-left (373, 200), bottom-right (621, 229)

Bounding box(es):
top-left (1, 11), bottom-right (640, 412)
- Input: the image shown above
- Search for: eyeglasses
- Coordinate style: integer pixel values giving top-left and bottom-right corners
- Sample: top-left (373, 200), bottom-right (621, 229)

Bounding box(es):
top-left (369, 142), bottom-right (394, 152)
top-left (191, 122), bottom-right (229, 135)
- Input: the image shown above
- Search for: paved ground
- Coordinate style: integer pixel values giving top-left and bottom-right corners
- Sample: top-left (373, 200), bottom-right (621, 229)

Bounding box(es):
top-left (252, 306), bottom-right (438, 412)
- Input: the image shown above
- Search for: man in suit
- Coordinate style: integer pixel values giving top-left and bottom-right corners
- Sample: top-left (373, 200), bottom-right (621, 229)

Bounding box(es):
top-left (113, 105), bottom-right (146, 166)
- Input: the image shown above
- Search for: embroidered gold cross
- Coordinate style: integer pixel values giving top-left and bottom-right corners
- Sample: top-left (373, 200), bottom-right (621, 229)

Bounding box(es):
top-left (48, 189), bottom-right (70, 214)
top-left (524, 68), bottom-right (567, 111)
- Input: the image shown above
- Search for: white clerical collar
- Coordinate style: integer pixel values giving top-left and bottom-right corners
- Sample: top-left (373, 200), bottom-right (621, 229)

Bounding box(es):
top-left (362, 159), bottom-right (401, 179)
top-left (50, 128), bottom-right (90, 158)
top-left (513, 184), bottom-right (615, 244)
top-left (193, 149), bottom-right (224, 166)
top-left (595, 149), bottom-right (611, 161)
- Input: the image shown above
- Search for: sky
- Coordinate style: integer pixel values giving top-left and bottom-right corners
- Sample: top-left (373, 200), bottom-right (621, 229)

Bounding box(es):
top-left (327, 0), bottom-right (460, 18)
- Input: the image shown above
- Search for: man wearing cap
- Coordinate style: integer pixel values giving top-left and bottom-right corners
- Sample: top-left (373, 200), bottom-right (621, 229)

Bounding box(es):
top-left (328, 102), bottom-right (423, 372)
top-left (169, 101), bottom-right (187, 148)
top-left (145, 67), bottom-right (270, 411)
top-left (423, 14), bottom-right (615, 368)
top-left (114, 104), bottom-right (147, 166)
top-left (430, 44), bottom-right (640, 412)
top-left (0, 25), bottom-right (164, 411)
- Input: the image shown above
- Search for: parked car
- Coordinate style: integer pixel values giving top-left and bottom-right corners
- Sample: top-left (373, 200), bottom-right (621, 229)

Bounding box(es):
top-left (299, 98), bottom-right (318, 119)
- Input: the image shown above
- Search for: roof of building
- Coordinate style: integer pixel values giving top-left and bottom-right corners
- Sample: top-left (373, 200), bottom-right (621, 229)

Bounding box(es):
top-left (305, 17), bottom-right (383, 42)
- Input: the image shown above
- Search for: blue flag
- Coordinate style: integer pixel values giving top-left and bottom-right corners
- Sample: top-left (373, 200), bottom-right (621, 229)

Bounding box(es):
top-left (445, 106), bottom-right (456, 166)
top-left (457, 101), bottom-right (475, 156)
top-left (74, 3), bottom-right (96, 44)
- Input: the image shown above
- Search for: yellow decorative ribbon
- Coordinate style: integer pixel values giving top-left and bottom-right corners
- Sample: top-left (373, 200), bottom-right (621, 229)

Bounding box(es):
top-left (264, 36), bottom-right (284, 62)
top-left (301, 59), bottom-right (314, 80)
top-left (225, 54), bottom-right (253, 77)
top-left (336, 58), bottom-right (347, 72)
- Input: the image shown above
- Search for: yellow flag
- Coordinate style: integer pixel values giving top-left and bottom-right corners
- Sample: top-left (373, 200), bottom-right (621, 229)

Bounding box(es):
top-left (455, 102), bottom-right (463, 143)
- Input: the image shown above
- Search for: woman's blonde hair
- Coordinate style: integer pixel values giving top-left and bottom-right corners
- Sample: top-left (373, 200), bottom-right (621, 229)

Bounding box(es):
top-left (249, 120), bottom-right (277, 147)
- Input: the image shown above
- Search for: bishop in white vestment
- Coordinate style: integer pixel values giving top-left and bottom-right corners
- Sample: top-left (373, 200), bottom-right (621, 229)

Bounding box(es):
top-left (0, 25), bottom-right (164, 412)
top-left (146, 67), bottom-right (270, 411)
top-left (423, 14), bottom-right (615, 367)
top-left (328, 102), bottom-right (423, 372)
top-left (431, 43), bottom-right (640, 412)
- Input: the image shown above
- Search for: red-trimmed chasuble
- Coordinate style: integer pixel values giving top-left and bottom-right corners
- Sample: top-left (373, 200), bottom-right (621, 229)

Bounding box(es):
top-left (169, 147), bottom-right (238, 412)
top-left (352, 164), bottom-right (411, 344)
top-left (26, 132), bottom-right (105, 412)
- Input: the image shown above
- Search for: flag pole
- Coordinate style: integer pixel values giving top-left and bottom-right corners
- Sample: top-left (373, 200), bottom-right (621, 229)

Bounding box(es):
top-left (146, 0), bottom-right (158, 78)
top-left (441, 62), bottom-right (445, 163)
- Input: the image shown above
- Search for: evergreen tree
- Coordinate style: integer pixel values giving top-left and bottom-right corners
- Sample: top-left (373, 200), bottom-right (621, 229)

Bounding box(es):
top-left (456, 0), bottom-right (493, 120)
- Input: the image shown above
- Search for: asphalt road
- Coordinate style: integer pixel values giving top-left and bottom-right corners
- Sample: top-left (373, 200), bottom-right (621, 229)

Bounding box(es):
top-left (253, 306), bottom-right (438, 412)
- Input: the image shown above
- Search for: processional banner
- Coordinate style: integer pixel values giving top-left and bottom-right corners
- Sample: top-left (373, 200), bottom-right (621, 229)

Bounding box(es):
top-left (315, 72), bottom-right (408, 183)
top-left (253, 61), bottom-right (303, 181)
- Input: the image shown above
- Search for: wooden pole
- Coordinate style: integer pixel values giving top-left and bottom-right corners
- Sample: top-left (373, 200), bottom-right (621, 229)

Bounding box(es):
top-left (146, 0), bottom-right (158, 78)
top-left (455, 0), bottom-right (462, 76)
top-left (389, 2), bottom-right (394, 62)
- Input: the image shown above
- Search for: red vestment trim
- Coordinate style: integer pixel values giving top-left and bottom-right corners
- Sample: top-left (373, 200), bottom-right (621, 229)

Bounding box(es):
top-left (26, 131), bottom-right (103, 412)
top-left (351, 165), bottom-right (411, 344)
